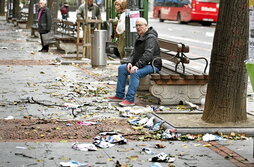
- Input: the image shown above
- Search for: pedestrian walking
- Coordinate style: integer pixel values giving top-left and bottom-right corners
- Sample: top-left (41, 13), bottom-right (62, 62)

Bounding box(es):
top-left (60, 2), bottom-right (69, 20)
top-left (108, 18), bottom-right (162, 107)
top-left (37, 0), bottom-right (52, 52)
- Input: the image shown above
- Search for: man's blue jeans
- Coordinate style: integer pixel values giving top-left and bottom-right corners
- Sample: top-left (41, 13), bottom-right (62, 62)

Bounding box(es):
top-left (115, 64), bottom-right (159, 102)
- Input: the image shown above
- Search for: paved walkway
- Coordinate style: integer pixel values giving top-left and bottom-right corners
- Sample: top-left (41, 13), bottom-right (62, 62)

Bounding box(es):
top-left (0, 16), bottom-right (253, 167)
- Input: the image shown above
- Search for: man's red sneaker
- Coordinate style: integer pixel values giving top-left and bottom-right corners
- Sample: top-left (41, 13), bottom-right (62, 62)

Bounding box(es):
top-left (119, 100), bottom-right (135, 107)
top-left (108, 96), bottom-right (124, 102)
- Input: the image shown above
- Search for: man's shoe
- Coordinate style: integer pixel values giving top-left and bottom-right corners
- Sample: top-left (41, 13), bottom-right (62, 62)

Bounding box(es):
top-left (108, 96), bottom-right (124, 102)
top-left (119, 100), bottom-right (135, 107)
top-left (39, 49), bottom-right (48, 52)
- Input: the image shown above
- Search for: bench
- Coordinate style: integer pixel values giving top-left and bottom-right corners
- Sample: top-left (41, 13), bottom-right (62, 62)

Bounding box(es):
top-left (53, 19), bottom-right (79, 53)
top-left (139, 39), bottom-right (209, 105)
top-left (17, 12), bottom-right (29, 29)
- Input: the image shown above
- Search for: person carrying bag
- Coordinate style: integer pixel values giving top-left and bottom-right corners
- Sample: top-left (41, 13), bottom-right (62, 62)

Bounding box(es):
top-left (38, 0), bottom-right (52, 52)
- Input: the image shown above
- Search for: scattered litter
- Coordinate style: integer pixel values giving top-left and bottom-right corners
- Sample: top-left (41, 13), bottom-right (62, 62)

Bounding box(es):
top-left (149, 162), bottom-right (163, 167)
top-left (144, 117), bottom-right (154, 128)
top-left (93, 138), bottom-right (115, 148)
top-left (155, 144), bottom-right (165, 148)
top-left (4, 115), bottom-right (14, 120)
top-left (64, 103), bottom-right (80, 109)
top-left (150, 121), bottom-right (164, 131)
top-left (142, 148), bottom-right (154, 154)
top-left (72, 143), bottom-right (97, 151)
top-left (202, 133), bottom-right (225, 141)
top-left (16, 146), bottom-right (27, 149)
top-left (162, 129), bottom-right (180, 140)
top-left (76, 121), bottom-right (97, 126)
top-left (106, 135), bottom-right (127, 144)
top-left (59, 160), bottom-right (87, 167)
top-left (99, 131), bottom-right (118, 136)
top-left (185, 101), bottom-right (199, 110)
top-left (149, 152), bottom-right (175, 163)
top-left (93, 134), bottom-right (127, 148)
top-left (15, 152), bottom-right (35, 159)
top-left (151, 105), bottom-right (165, 112)
top-left (128, 117), bottom-right (148, 126)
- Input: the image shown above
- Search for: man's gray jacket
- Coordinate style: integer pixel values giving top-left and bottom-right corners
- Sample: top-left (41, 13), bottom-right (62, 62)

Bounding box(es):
top-left (129, 27), bottom-right (162, 71)
top-left (76, 3), bottom-right (101, 20)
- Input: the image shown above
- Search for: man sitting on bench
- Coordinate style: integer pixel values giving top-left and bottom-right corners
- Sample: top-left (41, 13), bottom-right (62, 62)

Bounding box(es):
top-left (108, 17), bottom-right (162, 107)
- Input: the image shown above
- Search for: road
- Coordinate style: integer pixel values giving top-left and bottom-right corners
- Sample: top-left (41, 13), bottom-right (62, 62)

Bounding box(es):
top-left (149, 18), bottom-right (215, 71)
top-left (66, 11), bottom-right (214, 71)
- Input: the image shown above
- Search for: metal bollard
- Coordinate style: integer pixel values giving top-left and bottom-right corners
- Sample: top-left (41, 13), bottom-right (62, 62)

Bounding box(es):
top-left (91, 30), bottom-right (107, 68)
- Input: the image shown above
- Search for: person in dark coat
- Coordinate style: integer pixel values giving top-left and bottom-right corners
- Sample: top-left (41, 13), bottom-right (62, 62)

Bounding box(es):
top-left (108, 17), bottom-right (162, 107)
top-left (37, 0), bottom-right (52, 52)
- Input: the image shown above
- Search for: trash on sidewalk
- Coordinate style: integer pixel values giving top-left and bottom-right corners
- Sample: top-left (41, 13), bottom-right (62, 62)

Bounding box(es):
top-left (59, 160), bottom-right (87, 167)
top-left (144, 117), bottom-right (155, 128)
top-left (4, 115), bottom-right (14, 120)
top-left (149, 152), bottom-right (175, 163)
top-left (150, 121), bottom-right (164, 131)
top-left (202, 133), bottom-right (225, 141)
top-left (72, 142), bottom-right (98, 151)
top-left (162, 129), bottom-right (180, 140)
top-left (142, 148), bottom-right (155, 154)
top-left (76, 121), bottom-right (97, 126)
top-left (93, 134), bottom-right (127, 148)
top-left (128, 117), bottom-right (148, 126)
top-left (185, 101), bottom-right (199, 110)
top-left (149, 162), bottom-right (163, 167)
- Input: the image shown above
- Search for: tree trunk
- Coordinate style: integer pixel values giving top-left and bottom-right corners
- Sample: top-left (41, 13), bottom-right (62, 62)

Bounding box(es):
top-left (13, 0), bottom-right (20, 18)
top-left (47, 0), bottom-right (58, 21)
top-left (26, 0), bottom-right (34, 28)
top-left (202, 0), bottom-right (248, 123)
top-left (0, 0), bottom-right (5, 16)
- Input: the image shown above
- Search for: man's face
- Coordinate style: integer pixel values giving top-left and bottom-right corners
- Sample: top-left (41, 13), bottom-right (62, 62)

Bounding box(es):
top-left (136, 20), bottom-right (148, 36)
top-left (39, 2), bottom-right (46, 8)
top-left (87, 0), bottom-right (93, 6)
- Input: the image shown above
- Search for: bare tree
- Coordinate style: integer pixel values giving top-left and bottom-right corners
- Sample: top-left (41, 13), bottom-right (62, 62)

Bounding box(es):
top-left (202, 0), bottom-right (248, 123)
top-left (13, 0), bottom-right (20, 18)
top-left (0, 0), bottom-right (5, 16)
top-left (26, 0), bottom-right (34, 28)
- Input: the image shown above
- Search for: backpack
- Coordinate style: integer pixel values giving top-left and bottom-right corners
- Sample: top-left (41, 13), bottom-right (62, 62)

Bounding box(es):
top-left (61, 7), bottom-right (67, 14)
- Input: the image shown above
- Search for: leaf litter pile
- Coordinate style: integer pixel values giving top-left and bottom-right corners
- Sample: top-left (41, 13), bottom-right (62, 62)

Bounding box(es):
top-left (0, 118), bottom-right (147, 142)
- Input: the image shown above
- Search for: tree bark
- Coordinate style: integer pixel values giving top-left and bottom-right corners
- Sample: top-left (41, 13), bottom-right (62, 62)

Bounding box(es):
top-left (0, 0), bottom-right (5, 16)
top-left (47, 0), bottom-right (58, 21)
top-left (13, 0), bottom-right (20, 18)
top-left (26, 0), bottom-right (34, 28)
top-left (202, 0), bottom-right (248, 123)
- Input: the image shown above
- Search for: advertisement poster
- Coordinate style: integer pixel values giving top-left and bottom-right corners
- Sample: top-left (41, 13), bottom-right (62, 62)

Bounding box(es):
top-left (129, 11), bottom-right (140, 32)
top-left (248, 0), bottom-right (254, 91)
top-left (249, 0), bottom-right (254, 59)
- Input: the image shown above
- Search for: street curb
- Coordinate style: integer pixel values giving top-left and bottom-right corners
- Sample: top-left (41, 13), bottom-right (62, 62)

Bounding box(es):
top-left (146, 113), bottom-right (254, 136)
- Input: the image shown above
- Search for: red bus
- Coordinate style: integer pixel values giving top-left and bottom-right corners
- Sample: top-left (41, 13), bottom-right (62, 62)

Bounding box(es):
top-left (153, 0), bottom-right (219, 26)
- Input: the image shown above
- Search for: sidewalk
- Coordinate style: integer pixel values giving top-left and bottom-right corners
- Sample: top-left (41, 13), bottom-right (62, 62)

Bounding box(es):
top-left (0, 16), bottom-right (253, 167)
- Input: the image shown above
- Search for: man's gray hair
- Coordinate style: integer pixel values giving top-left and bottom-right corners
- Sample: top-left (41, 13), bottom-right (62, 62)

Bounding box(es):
top-left (136, 17), bottom-right (148, 25)
top-left (39, 0), bottom-right (47, 4)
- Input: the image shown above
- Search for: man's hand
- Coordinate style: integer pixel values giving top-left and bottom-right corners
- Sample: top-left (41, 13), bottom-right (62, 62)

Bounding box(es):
top-left (130, 66), bottom-right (139, 74)
top-left (127, 63), bottom-right (132, 73)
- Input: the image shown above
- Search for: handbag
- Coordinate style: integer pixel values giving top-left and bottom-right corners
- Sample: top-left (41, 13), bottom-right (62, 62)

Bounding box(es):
top-left (41, 32), bottom-right (56, 46)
